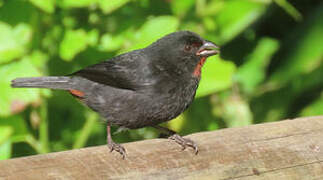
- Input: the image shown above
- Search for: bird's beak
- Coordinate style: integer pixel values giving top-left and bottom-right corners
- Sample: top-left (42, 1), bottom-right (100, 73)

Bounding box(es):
top-left (196, 41), bottom-right (220, 57)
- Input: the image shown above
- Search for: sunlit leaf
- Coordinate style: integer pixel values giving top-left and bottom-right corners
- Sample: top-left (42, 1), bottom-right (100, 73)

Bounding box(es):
top-left (58, 0), bottom-right (96, 8)
top-left (0, 22), bottom-right (32, 64)
top-left (236, 37), bottom-right (279, 94)
top-left (0, 115), bottom-right (29, 143)
top-left (196, 57), bottom-right (236, 98)
top-left (222, 94), bottom-right (253, 127)
top-left (29, 50), bottom-right (49, 68)
top-left (0, 125), bottom-right (12, 159)
top-left (59, 29), bottom-right (88, 61)
top-left (269, 6), bottom-right (323, 86)
top-left (99, 33), bottom-right (125, 52)
top-left (0, 139), bottom-right (11, 160)
top-left (29, 0), bottom-right (55, 13)
top-left (274, 0), bottom-right (302, 21)
top-left (126, 16), bottom-right (179, 51)
top-left (171, 0), bottom-right (195, 17)
top-left (0, 58), bottom-right (42, 116)
top-left (213, 0), bottom-right (267, 44)
top-left (0, 126), bottom-right (12, 145)
top-left (98, 0), bottom-right (130, 14)
top-left (300, 92), bottom-right (323, 117)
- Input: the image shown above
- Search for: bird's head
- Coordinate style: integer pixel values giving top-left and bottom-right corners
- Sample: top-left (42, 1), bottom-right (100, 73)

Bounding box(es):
top-left (148, 31), bottom-right (219, 77)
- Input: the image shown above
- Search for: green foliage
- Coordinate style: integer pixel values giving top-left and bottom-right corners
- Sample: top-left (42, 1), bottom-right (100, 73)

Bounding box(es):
top-left (0, 0), bottom-right (322, 159)
top-left (59, 29), bottom-right (89, 61)
top-left (0, 58), bottom-right (42, 116)
top-left (196, 57), bottom-right (236, 97)
top-left (236, 37), bottom-right (280, 94)
top-left (0, 22), bottom-right (32, 63)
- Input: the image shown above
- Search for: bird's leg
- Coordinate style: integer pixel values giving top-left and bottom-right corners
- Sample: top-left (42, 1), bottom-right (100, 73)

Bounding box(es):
top-left (106, 123), bottom-right (126, 159)
top-left (153, 125), bottom-right (198, 154)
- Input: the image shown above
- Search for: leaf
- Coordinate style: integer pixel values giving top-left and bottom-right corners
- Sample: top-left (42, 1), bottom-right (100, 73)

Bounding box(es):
top-left (0, 115), bottom-right (29, 142)
top-left (0, 139), bottom-right (11, 160)
top-left (29, 50), bottom-right (49, 68)
top-left (300, 94), bottom-right (323, 117)
top-left (0, 22), bottom-right (32, 64)
top-left (125, 16), bottom-right (179, 51)
top-left (171, 0), bottom-right (195, 17)
top-left (0, 57), bottom-right (42, 116)
top-left (269, 5), bottom-right (323, 86)
top-left (58, 0), bottom-right (96, 8)
top-left (87, 29), bottom-right (99, 47)
top-left (98, 33), bottom-right (125, 52)
top-left (0, 125), bottom-right (12, 160)
top-left (235, 37), bottom-right (279, 94)
top-left (213, 0), bottom-right (267, 44)
top-left (167, 114), bottom-right (185, 132)
top-left (0, 126), bottom-right (12, 145)
top-left (98, 0), bottom-right (130, 14)
top-left (222, 94), bottom-right (253, 127)
top-left (59, 29), bottom-right (88, 61)
top-left (29, 0), bottom-right (55, 13)
top-left (274, 0), bottom-right (302, 21)
top-left (196, 57), bottom-right (236, 98)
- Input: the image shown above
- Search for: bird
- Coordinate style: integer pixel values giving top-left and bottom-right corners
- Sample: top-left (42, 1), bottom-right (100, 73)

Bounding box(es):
top-left (11, 31), bottom-right (219, 159)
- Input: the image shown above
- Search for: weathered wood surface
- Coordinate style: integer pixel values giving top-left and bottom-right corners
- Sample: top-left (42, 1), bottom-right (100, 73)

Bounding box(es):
top-left (1, 116), bottom-right (323, 180)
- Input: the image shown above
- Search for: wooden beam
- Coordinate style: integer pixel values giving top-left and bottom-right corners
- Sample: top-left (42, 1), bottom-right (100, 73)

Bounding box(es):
top-left (1, 116), bottom-right (323, 180)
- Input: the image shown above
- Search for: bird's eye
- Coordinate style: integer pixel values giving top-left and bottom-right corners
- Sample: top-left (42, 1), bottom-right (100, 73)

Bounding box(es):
top-left (184, 45), bottom-right (191, 51)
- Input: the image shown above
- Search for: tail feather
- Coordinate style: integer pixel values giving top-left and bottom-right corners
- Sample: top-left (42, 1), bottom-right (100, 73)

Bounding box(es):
top-left (11, 76), bottom-right (72, 90)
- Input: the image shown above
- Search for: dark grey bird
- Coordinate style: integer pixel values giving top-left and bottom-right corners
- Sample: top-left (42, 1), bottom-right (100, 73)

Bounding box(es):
top-left (11, 31), bottom-right (219, 158)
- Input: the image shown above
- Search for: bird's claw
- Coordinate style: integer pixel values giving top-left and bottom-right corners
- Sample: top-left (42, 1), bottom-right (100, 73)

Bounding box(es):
top-left (169, 134), bottom-right (199, 155)
top-left (108, 142), bottom-right (126, 159)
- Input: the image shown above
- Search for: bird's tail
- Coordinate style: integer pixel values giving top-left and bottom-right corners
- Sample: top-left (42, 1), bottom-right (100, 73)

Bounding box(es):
top-left (11, 76), bottom-right (72, 90)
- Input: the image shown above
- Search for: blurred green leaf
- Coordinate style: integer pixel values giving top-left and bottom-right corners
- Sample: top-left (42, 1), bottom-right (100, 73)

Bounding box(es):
top-left (0, 115), bottom-right (29, 142)
top-left (0, 58), bottom-right (42, 116)
top-left (126, 16), bottom-right (179, 51)
top-left (99, 33), bottom-right (125, 52)
top-left (58, 0), bottom-right (96, 8)
top-left (0, 126), bottom-right (12, 159)
top-left (196, 57), bottom-right (236, 98)
top-left (270, 6), bottom-right (323, 86)
top-left (171, 0), bottom-right (195, 17)
top-left (236, 37), bottom-right (279, 94)
top-left (274, 0), bottom-right (302, 21)
top-left (213, 0), bottom-right (267, 44)
top-left (98, 0), bottom-right (130, 14)
top-left (222, 94), bottom-right (253, 127)
top-left (0, 126), bottom-right (12, 145)
top-left (87, 29), bottom-right (99, 47)
top-left (0, 22), bottom-right (32, 64)
top-left (42, 25), bottom-right (63, 55)
top-left (29, 0), bottom-right (55, 13)
top-left (202, 0), bottom-right (225, 16)
top-left (167, 114), bottom-right (185, 132)
top-left (0, 139), bottom-right (11, 160)
top-left (301, 92), bottom-right (323, 116)
top-left (59, 29), bottom-right (88, 61)
top-left (29, 50), bottom-right (49, 68)
top-left (196, 0), bottom-right (224, 17)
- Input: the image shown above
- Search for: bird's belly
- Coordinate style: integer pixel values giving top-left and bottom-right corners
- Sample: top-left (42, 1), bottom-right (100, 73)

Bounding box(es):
top-left (86, 81), bottom-right (198, 129)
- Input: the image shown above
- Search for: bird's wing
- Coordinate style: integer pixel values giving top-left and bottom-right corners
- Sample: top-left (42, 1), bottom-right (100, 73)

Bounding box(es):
top-left (72, 51), bottom-right (155, 91)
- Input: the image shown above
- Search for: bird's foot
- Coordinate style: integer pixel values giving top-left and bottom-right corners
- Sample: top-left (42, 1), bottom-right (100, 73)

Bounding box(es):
top-left (169, 134), bottom-right (199, 155)
top-left (107, 142), bottom-right (126, 159)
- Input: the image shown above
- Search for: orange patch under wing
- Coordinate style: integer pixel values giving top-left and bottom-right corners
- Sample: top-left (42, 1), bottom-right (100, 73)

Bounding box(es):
top-left (69, 89), bottom-right (85, 98)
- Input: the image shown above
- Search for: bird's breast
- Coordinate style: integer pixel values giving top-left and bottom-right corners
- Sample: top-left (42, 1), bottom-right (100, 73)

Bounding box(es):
top-left (147, 77), bottom-right (200, 124)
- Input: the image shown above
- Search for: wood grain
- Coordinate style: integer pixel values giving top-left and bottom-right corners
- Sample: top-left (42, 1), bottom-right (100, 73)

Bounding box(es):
top-left (1, 116), bottom-right (323, 180)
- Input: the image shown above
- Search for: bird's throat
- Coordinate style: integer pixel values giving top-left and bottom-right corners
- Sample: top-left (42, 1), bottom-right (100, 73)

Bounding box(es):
top-left (193, 57), bottom-right (207, 77)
